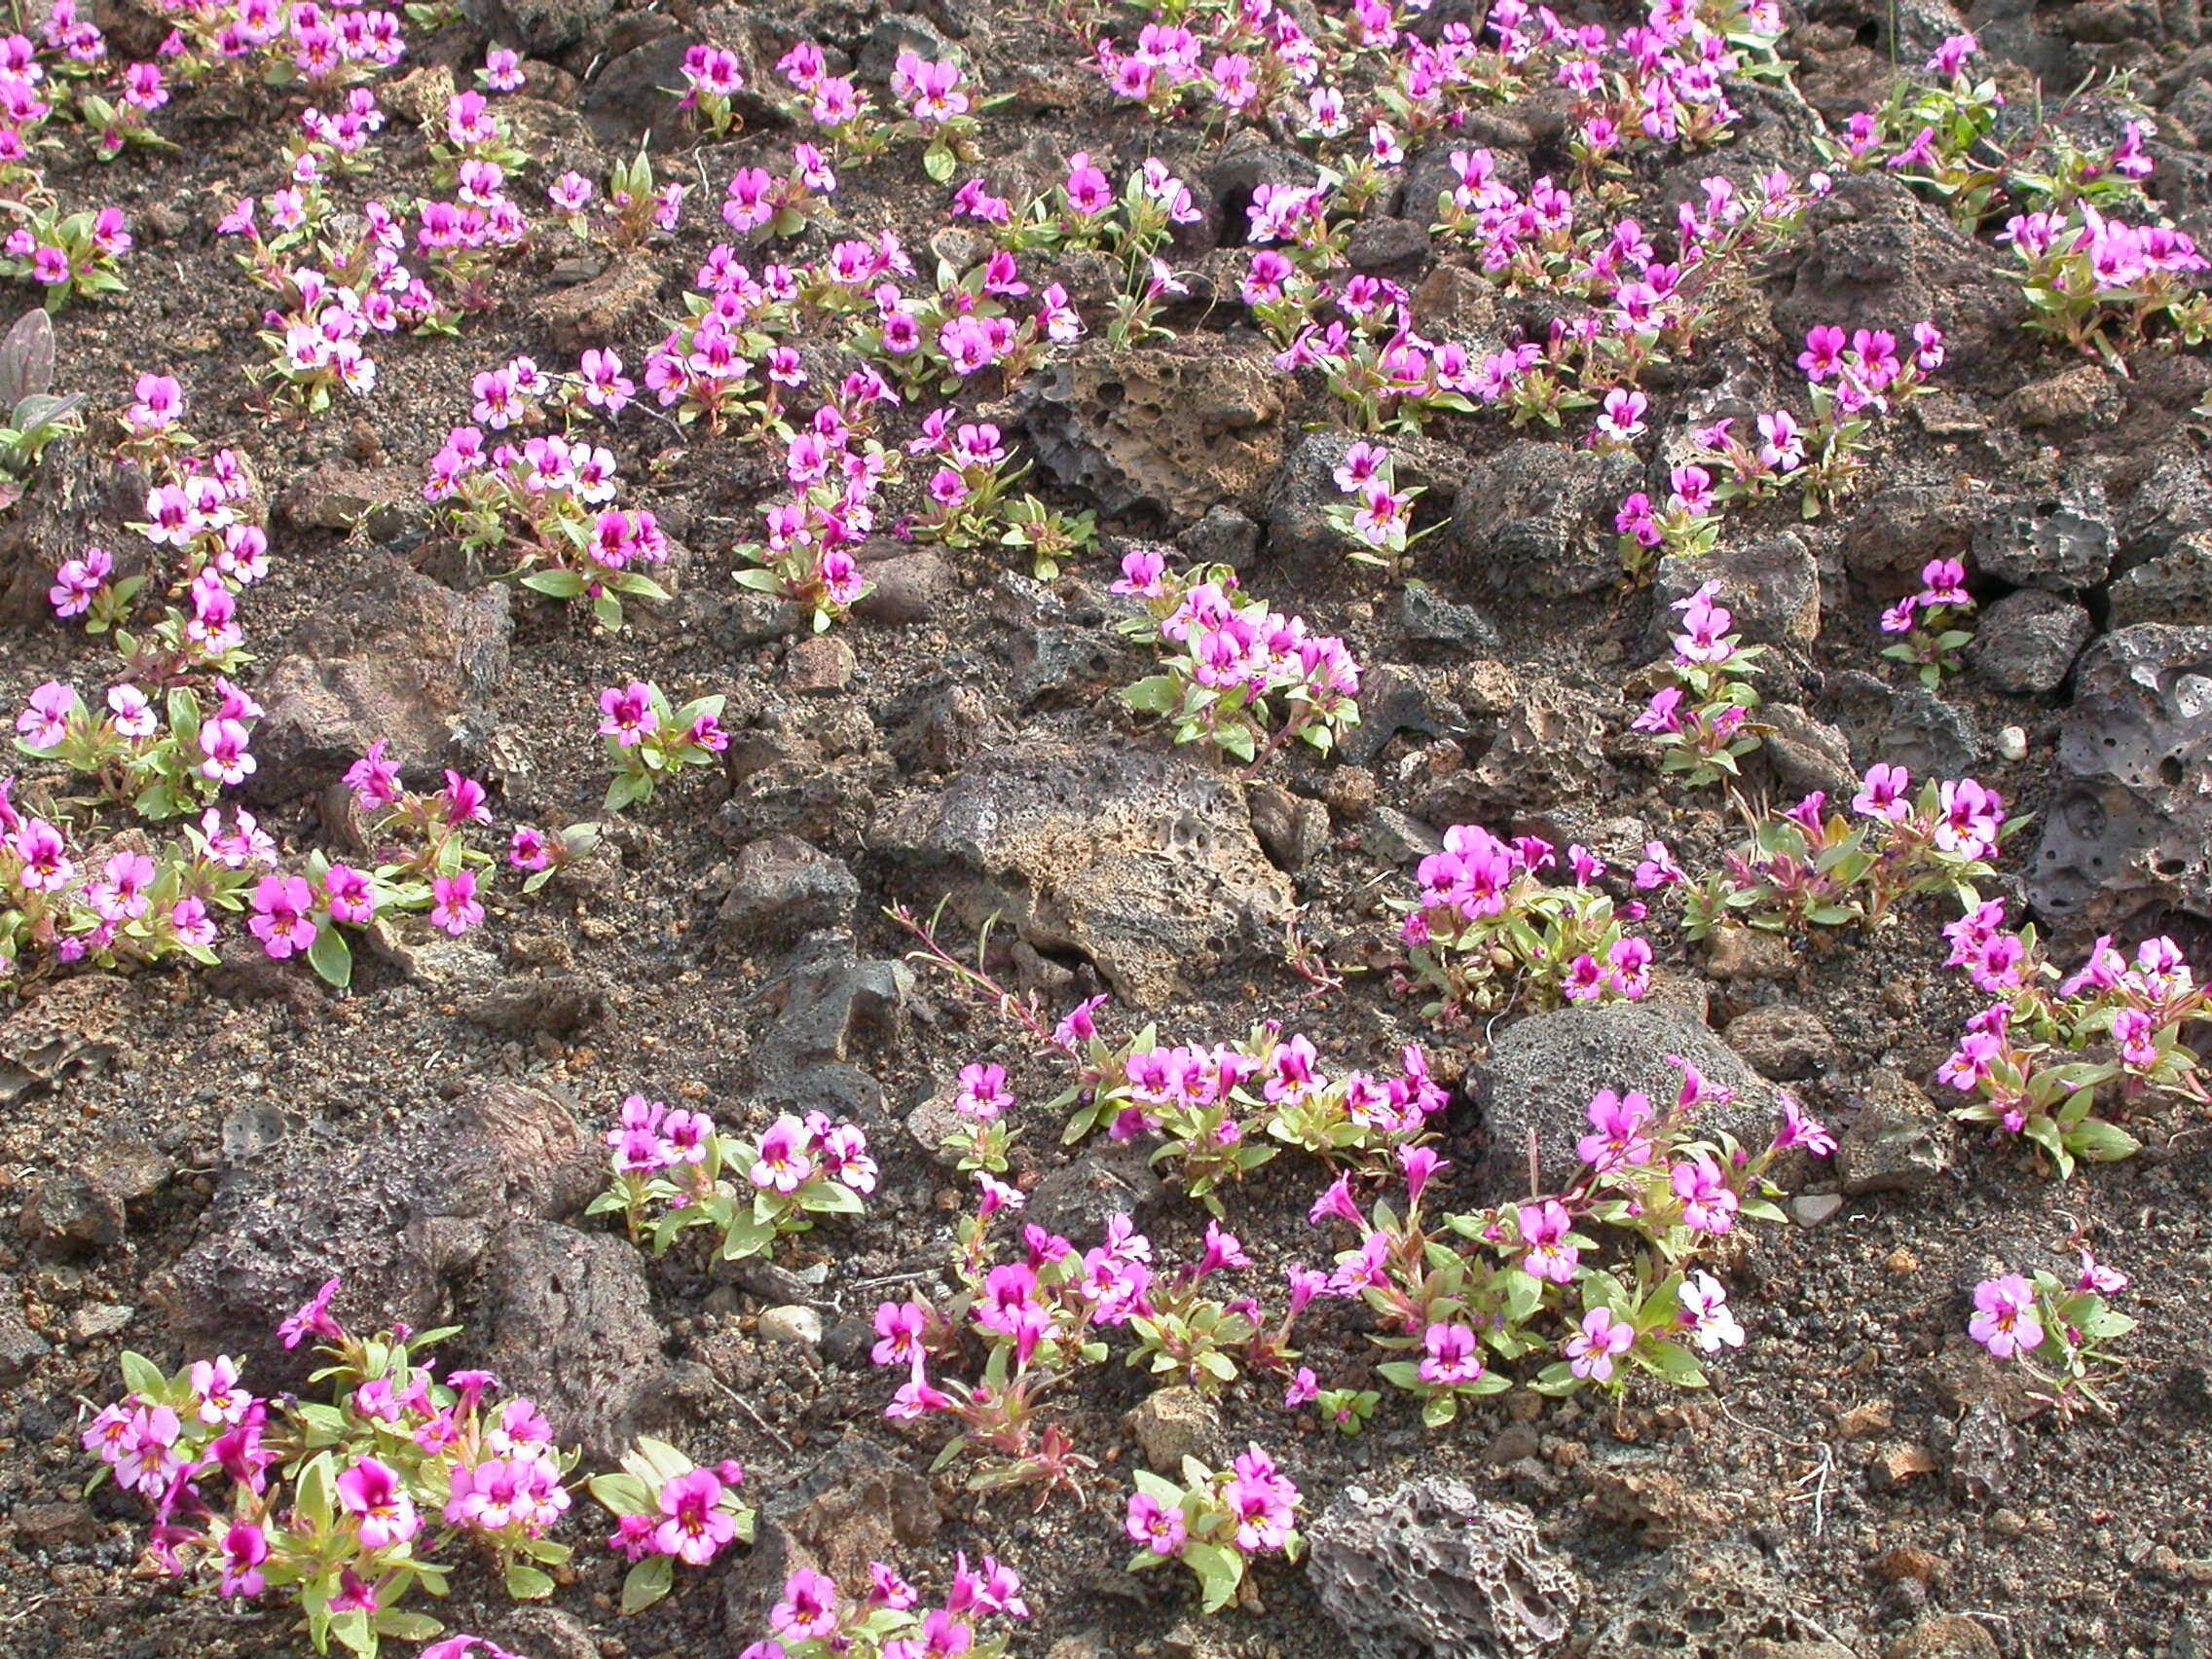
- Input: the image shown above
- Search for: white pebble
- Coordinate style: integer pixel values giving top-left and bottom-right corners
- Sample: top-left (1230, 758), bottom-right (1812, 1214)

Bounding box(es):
top-left (758, 1304), bottom-right (824, 1346)
top-left (1997, 725), bottom-right (2028, 761)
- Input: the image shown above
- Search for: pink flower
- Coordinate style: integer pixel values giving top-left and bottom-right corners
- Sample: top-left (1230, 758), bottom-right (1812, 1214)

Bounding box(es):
top-left (1852, 762), bottom-right (1911, 823)
top-left (430, 870), bottom-right (484, 935)
top-left (345, 739), bottom-right (402, 810)
top-left (654, 1468), bottom-right (737, 1567)
top-left (219, 1521), bottom-right (270, 1599)
top-left (248, 875), bottom-right (317, 960)
top-left (1968, 1274), bottom-right (2043, 1360)
top-left (1125, 1493), bottom-right (1187, 1556)
top-left (771, 1567), bottom-right (840, 1641)
top-left (322, 864), bottom-right (377, 926)
top-left (1419, 1321), bottom-right (1486, 1386)
top-left (1671, 1153), bottom-right (1739, 1234)
top-left (17, 681), bottom-right (76, 749)
top-left (598, 682), bottom-right (658, 747)
top-left (1576, 1089), bottom-right (1654, 1171)
top-left (1518, 1199), bottom-right (1578, 1284)
top-left (1772, 1091), bottom-right (1836, 1157)
top-left (2077, 1250), bottom-right (2128, 1295)
top-left (336, 1456), bottom-right (419, 1550)
top-left (750, 1116), bottom-right (815, 1192)
top-left (1565, 1306), bottom-right (1635, 1382)
top-left (1222, 1447), bottom-right (1299, 1553)
top-left (278, 1275), bottom-right (344, 1347)
top-left (955, 1061), bottom-right (1013, 1120)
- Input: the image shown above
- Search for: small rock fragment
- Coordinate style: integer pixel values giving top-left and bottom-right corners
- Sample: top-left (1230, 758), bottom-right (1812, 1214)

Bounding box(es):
top-left (1306, 1478), bottom-right (1585, 1659)
top-left (1886, 1614), bottom-right (1999, 1659)
top-left (758, 1305), bottom-right (825, 1346)
top-left (1128, 1386), bottom-right (1222, 1471)
top-left (1837, 1071), bottom-right (1954, 1196)
top-left (1721, 1005), bottom-right (1836, 1081)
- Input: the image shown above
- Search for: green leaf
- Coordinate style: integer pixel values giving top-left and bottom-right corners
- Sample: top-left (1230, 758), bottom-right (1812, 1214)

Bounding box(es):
top-left (118, 1350), bottom-right (169, 1399)
top-left (620, 1553), bottom-right (675, 1614)
top-left (504, 1561), bottom-right (556, 1602)
top-left (924, 141), bottom-right (956, 184)
top-left (298, 1453), bottom-right (337, 1530)
top-left (373, 1611), bottom-right (445, 1641)
top-left (1180, 1538), bottom-right (1244, 1614)
top-left (307, 925), bottom-right (353, 990)
top-left (587, 1471), bottom-right (655, 1516)
top-left (719, 1207), bottom-right (780, 1262)
top-left (1641, 1341), bottom-right (1711, 1389)
top-left (519, 569), bottom-right (588, 599)
top-left (2062, 1116), bottom-right (2141, 1163)
top-left (1122, 675), bottom-right (1181, 715)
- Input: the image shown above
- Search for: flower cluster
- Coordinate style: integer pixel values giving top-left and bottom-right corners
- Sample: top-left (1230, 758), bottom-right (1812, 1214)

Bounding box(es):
top-left (587, 1437), bottom-right (756, 1611)
top-left (1307, 1065), bottom-right (1825, 1423)
top-left (0, 202), bottom-right (131, 312)
top-left (1398, 825), bottom-right (1650, 1020)
top-left (17, 673), bottom-right (260, 822)
top-left (84, 1286), bottom-right (576, 1659)
top-left (1937, 904), bottom-right (2208, 1174)
top-left (0, 786), bottom-right (259, 978)
top-left (1674, 770), bottom-right (2011, 940)
top-left (1632, 580), bottom-right (1764, 786)
top-left (1845, 32), bottom-right (2155, 236)
top-left (545, 147), bottom-right (684, 253)
top-left (737, 1556), bottom-right (1028, 1659)
top-left (1617, 321), bottom-right (1944, 570)
top-left (1321, 441), bottom-right (1433, 571)
top-left (591, 1094), bottom-right (875, 1264)
top-left (1053, 1004), bottom-right (1449, 1208)
top-left (597, 682), bottom-right (728, 812)
top-left (870, 1190), bottom-right (1299, 1504)
top-left (424, 424), bottom-right (669, 631)
top-left (1879, 557), bottom-right (1976, 688)
top-left (1967, 1257), bottom-right (2135, 1419)
top-left (734, 408), bottom-right (899, 630)
top-left (2003, 203), bottom-right (2210, 364)
top-left (1112, 553), bottom-right (1363, 768)
top-left (1125, 1449), bottom-right (1303, 1614)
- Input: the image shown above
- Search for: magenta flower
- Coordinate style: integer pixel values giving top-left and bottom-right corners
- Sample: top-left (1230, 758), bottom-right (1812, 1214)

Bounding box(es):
top-left (1772, 1091), bottom-right (1837, 1157)
top-left (771, 1566), bottom-right (840, 1641)
top-left (248, 875), bottom-right (317, 960)
top-left (430, 870), bottom-right (484, 935)
top-left (218, 1521), bottom-right (270, 1599)
top-left (1419, 1321), bottom-right (1486, 1386)
top-left (322, 864), bottom-right (377, 926)
top-left (1223, 1447), bottom-right (1299, 1553)
top-left (276, 1277), bottom-right (343, 1351)
top-left (1670, 1154), bottom-right (1739, 1234)
top-left (1518, 1200), bottom-right (1578, 1284)
top-left (1968, 1274), bottom-right (2044, 1360)
top-left (17, 680), bottom-right (76, 749)
top-left (598, 682), bottom-right (658, 747)
top-left (1576, 1089), bottom-right (1654, 1171)
top-left (1125, 1492), bottom-right (1188, 1556)
top-left (1565, 1306), bottom-right (1635, 1382)
top-left (653, 1468), bottom-right (737, 1567)
top-left (1852, 761), bottom-right (1911, 823)
top-left (749, 1116), bottom-right (816, 1193)
top-left (954, 1061), bottom-right (1013, 1120)
top-left (338, 1456), bottom-right (420, 1550)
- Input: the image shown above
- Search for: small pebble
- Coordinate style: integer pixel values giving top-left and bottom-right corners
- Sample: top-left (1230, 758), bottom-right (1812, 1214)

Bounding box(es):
top-left (757, 1305), bottom-right (824, 1346)
top-left (1996, 725), bottom-right (2027, 761)
top-left (1790, 1193), bottom-right (1845, 1228)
